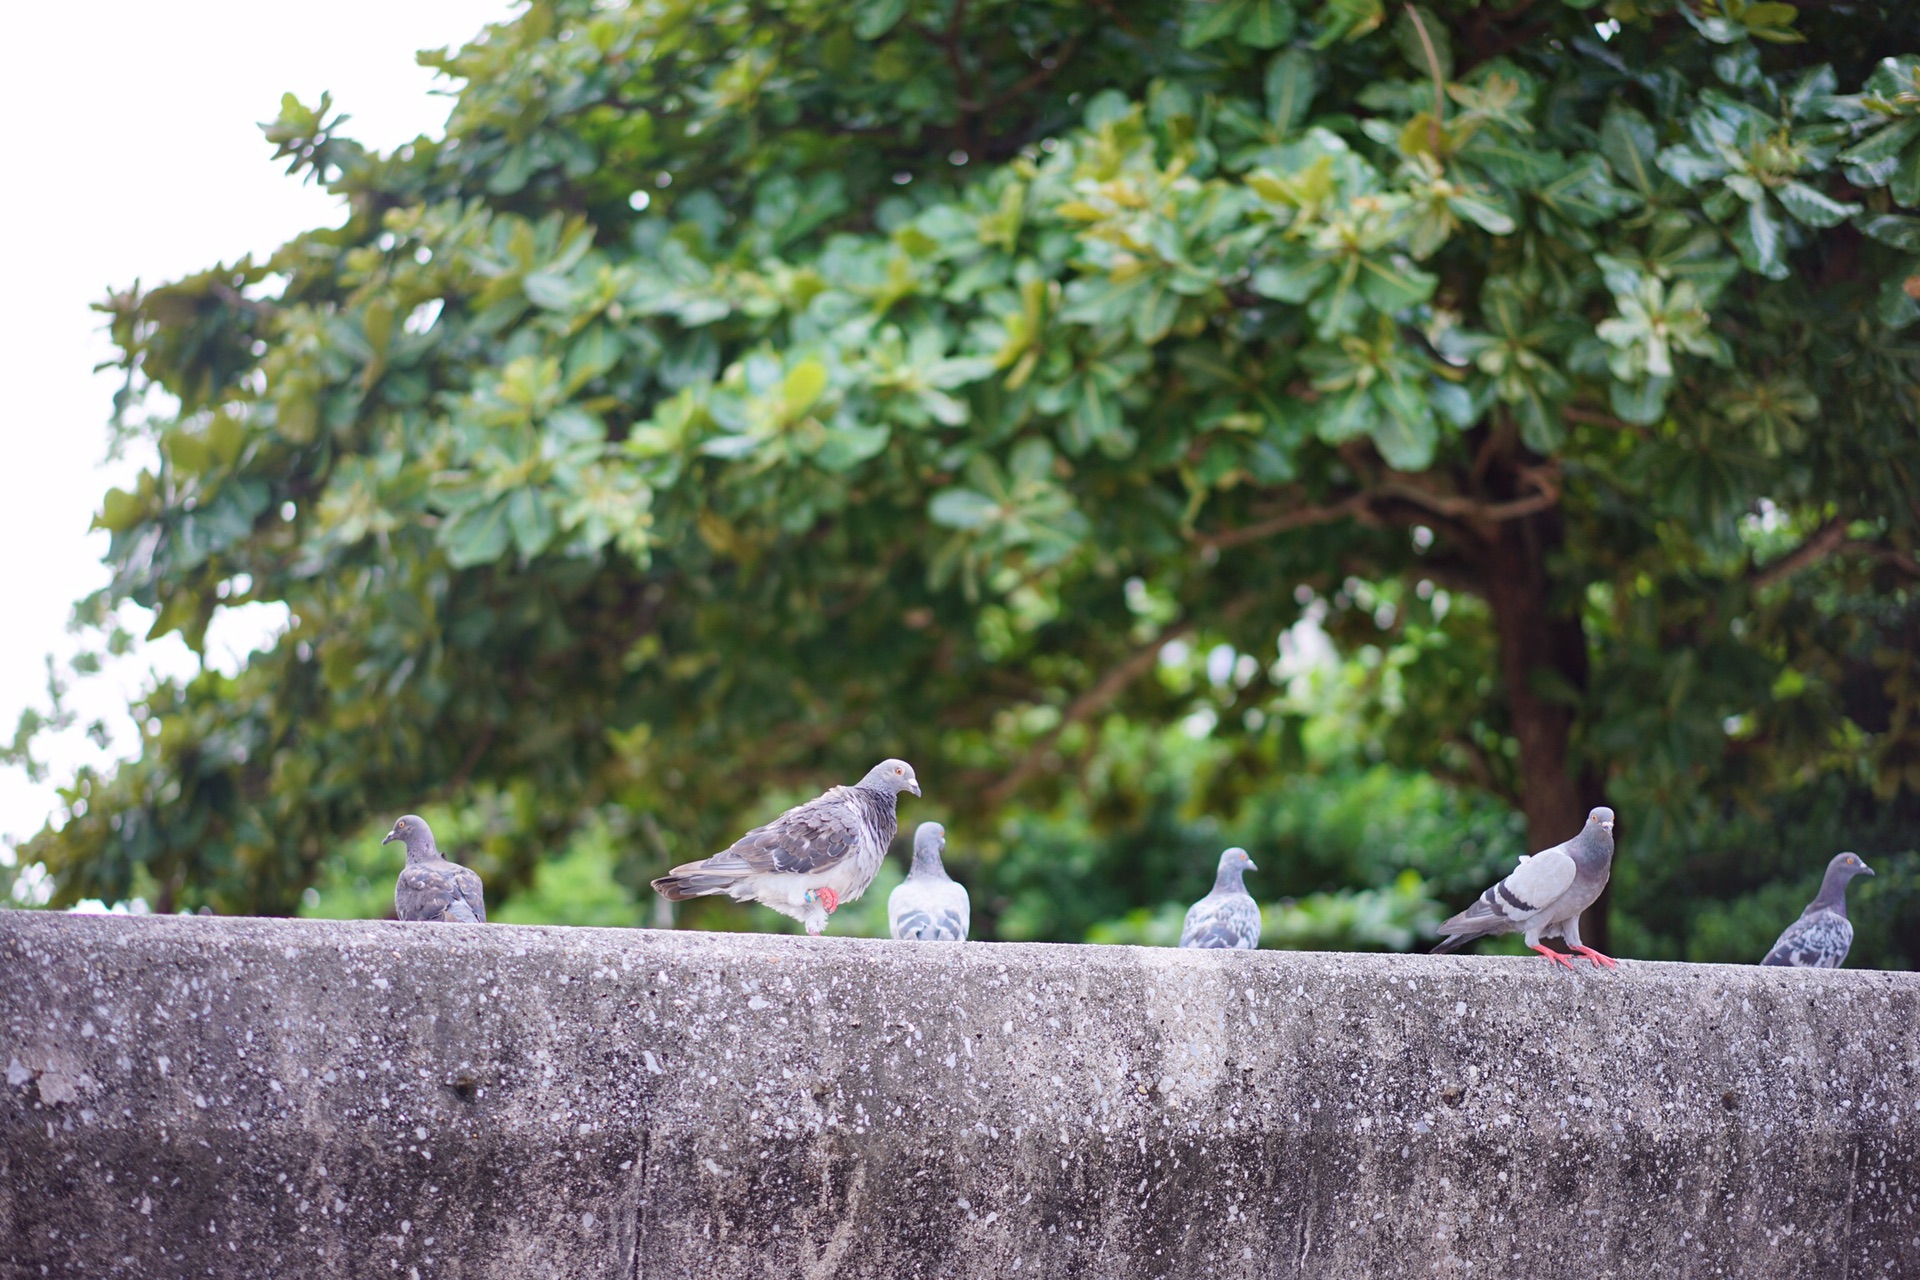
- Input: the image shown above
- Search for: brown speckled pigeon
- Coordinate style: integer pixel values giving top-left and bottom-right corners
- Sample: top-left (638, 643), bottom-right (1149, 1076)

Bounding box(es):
top-left (652, 759), bottom-right (920, 935)
top-left (1433, 807), bottom-right (1616, 969)
top-left (1761, 852), bottom-right (1873, 968)
top-left (1179, 848), bottom-right (1262, 950)
top-left (385, 815), bottom-right (486, 924)
top-left (888, 822), bottom-right (969, 942)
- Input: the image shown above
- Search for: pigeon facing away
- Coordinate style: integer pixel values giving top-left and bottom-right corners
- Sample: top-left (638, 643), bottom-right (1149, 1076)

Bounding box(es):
top-left (1433, 807), bottom-right (1616, 969)
top-left (652, 759), bottom-right (921, 935)
top-left (1179, 847), bottom-right (1262, 950)
top-left (1762, 852), bottom-right (1874, 968)
top-left (385, 815), bottom-right (487, 924)
top-left (889, 822), bottom-right (969, 942)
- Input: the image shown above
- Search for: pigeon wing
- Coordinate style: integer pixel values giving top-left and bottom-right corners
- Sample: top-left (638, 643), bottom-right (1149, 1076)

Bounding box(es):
top-left (709, 786), bottom-right (867, 878)
top-left (453, 865), bottom-right (487, 924)
top-left (1180, 893), bottom-right (1261, 950)
top-left (1436, 849), bottom-right (1578, 946)
top-left (1761, 911), bottom-right (1852, 968)
top-left (397, 864), bottom-right (468, 923)
top-left (889, 879), bottom-right (970, 941)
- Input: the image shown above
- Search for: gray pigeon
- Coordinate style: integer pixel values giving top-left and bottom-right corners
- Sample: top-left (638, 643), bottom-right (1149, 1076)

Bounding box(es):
top-left (385, 815), bottom-right (486, 924)
top-left (652, 759), bottom-right (921, 935)
top-left (1433, 806), bottom-right (1616, 969)
top-left (1761, 852), bottom-right (1873, 968)
top-left (1179, 847), bottom-right (1262, 950)
top-left (888, 822), bottom-right (969, 942)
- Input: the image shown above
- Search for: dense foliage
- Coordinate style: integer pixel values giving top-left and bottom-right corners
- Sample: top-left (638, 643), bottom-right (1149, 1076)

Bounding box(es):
top-left (13, 0), bottom-right (1920, 962)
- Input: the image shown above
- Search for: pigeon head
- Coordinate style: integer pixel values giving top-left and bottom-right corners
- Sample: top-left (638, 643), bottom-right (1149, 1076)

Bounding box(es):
top-left (1829, 852), bottom-right (1873, 880)
top-left (381, 815), bottom-right (438, 860)
top-left (1586, 807), bottom-right (1615, 835)
top-left (1814, 852), bottom-right (1874, 907)
top-left (1214, 846), bottom-right (1257, 889)
top-left (911, 822), bottom-right (948, 875)
top-left (861, 758), bottom-right (922, 797)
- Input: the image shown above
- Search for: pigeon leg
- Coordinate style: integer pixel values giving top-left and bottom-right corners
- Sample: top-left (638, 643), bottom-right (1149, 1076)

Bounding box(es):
top-left (1529, 943), bottom-right (1579, 971)
top-left (815, 887), bottom-right (840, 915)
top-left (1571, 945), bottom-right (1618, 969)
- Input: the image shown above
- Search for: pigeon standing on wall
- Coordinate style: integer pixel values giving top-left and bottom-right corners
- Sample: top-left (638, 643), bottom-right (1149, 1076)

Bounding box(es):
top-left (386, 815), bottom-right (487, 924)
top-left (1433, 807), bottom-right (1616, 969)
top-left (651, 759), bottom-right (921, 935)
top-left (889, 822), bottom-right (970, 942)
top-left (1179, 847), bottom-right (1262, 950)
top-left (1761, 852), bottom-right (1874, 968)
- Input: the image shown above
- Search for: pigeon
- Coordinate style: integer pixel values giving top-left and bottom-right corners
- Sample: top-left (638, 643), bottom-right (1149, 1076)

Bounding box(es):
top-left (1433, 806), bottom-right (1616, 969)
top-left (651, 759), bottom-right (921, 935)
top-left (385, 815), bottom-right (487, 924)
top-left (1179, 847), bottom-right (1262, 950)
top-left (1761, 852), bottom-right (1874, 968)
top-left (888, 822), bottom-right (970, 942)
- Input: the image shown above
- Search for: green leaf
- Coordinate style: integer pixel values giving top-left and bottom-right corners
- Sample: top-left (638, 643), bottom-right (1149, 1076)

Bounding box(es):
top-left (1182, 0), bottom-right (1251, 48)
top-left (1355, 257), bottom-right (1437, 312)
top-left (1264, 50), bottom-right (1318, 134)
top-left (853, 0), bottom-right (909, 39)
top-left (1856, 212), bottom-right (1920, 251)
top-left (1599, 107), bottom-right (1660, 198)
top-left (1368, 380), bottom-right (1438, 469)
top-left (782, 359), bottom-right (831, 418)
top-left (929, 488), bottom-right (1001, 530)
top-left (506, 487), bottom-right (555, 559)
top-left (1610, 375), bottom-right (1672, 425)
top-left (441, 498), bottom-right (512, 568)
top-left (1729, 198), bottom-right (1789, 279)
top-left (1237, 0), bottom-right (1297, 48)
top-left (1775, 182), bottom-right (1859, 228)
top-left (1251, 253), bottom-right (1335, 304)
top-left (1314, 385), bottom-right (1378, 442)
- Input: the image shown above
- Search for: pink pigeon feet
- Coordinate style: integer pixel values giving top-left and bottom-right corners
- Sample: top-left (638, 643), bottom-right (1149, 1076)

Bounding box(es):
top-left (1571, 945), bottom-right (1618, 969)
top-left (813, 887), bottom-right (840, 915)
top-left (1530, 943), bottom-right (1580, 971)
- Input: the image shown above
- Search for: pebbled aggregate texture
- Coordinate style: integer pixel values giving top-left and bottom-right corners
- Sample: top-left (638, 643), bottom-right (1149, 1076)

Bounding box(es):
top-left (3, 912), bottom-right (1918, 1278)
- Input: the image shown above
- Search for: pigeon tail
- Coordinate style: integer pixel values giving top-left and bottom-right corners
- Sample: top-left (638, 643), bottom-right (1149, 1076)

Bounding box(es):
top-left (651, 862), bottom-right (749, 901)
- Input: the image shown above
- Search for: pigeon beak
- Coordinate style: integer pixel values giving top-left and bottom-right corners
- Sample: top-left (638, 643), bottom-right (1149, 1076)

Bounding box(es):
top-left (1602, 821), bottom-right (1613, 833)
top-left (381, 829), bottom-right (399, 846)
top-left (907, 778), bottom-right (921, 797)
top-left (1860, 864), bottom-right (1876, 877)
top-left (1246, 860), bottom-right (1259, 872)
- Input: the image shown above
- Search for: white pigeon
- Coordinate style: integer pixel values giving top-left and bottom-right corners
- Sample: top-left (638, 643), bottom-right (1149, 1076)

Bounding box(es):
top-left (1761, 852), bottom-right (1873, 967)
top-left (888, 822), bottom-right (969, 942)
top-left (1178, 847), bottom-right (1261, 950)
top-left (1433, 806), bottom-right (1616, 969)
top-left (651, 759), bottom-right (920, 934)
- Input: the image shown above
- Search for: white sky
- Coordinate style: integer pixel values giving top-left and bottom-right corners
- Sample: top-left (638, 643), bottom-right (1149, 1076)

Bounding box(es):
top-left (0, 1), bottom-right (518, 856)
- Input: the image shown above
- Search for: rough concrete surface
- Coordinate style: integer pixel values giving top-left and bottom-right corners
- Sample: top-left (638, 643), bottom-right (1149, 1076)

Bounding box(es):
top-left (2, 912), bottom-right (1918, 1279)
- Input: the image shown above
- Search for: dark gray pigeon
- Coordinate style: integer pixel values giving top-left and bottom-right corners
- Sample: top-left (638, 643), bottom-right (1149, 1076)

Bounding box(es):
top-left (889, 822), bottom-right (969, 942)
top-left (1762, 852), bottom-right (1873, 968)
top-left (1179, 847), bottom-right (1261, 950)
top-left (652, 759), bottom-right (921, 935)
top-left (385, 815), bottom-right (486, 924)
top-left (1434, 806), bottom-right (1616, 969)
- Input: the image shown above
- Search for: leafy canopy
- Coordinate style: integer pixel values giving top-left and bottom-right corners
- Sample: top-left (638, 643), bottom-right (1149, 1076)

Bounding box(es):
top-left (15, 0), bottom-right (1920, 962)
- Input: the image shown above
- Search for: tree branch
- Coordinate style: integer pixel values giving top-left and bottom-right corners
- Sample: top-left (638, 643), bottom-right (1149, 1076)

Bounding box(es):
top-left (1194, 464), bottom-right (1561, 552)
top-left (1749, 517), bottom-right (1848, 590)
top-left (982, 620), bottom-right (1195, 810)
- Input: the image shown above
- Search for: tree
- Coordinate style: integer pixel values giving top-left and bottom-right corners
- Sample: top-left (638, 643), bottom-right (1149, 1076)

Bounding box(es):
top-left (15, 0), bottom-right (1920, 955)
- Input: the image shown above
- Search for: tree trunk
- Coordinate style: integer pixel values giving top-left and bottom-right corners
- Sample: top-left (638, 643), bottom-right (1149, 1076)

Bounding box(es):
top-left (1476, 505), bottom-right (1610, 950)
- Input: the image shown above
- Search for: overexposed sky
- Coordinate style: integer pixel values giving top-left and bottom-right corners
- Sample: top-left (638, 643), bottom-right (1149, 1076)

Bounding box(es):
top-left (0, 1), bottom-right (517, 854)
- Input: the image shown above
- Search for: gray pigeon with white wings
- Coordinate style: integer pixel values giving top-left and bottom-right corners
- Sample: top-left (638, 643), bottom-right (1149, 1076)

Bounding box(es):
top-left (888, 822), bottom-right (969, 942)
top-left (652, 759), bottom-right (920, 934)
top-left (1179, 847), bottom-right (1261, 950)
top-left (386, 815), bottom-right (487, 924)
top-left (1433, 806), bottom-right (1616, 969)
top-left (1762, 852), bottom-right (1873, 968)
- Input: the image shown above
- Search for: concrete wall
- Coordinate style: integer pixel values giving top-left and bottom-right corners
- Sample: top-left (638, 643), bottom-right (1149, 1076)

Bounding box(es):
top-left (3, 912), bottom-right (1918, 1279)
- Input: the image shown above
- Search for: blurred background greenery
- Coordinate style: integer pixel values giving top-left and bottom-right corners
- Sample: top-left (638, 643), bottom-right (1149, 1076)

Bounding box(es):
top-left (6, 0), bottom-right (1919, 968)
